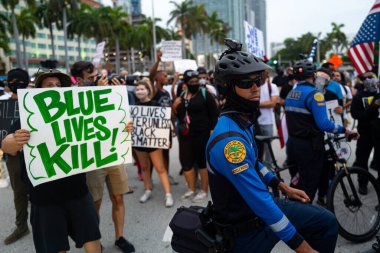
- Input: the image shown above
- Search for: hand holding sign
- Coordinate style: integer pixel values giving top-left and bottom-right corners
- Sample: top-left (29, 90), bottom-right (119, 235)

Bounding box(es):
top-left (18, 86), bottom-right (132, 186)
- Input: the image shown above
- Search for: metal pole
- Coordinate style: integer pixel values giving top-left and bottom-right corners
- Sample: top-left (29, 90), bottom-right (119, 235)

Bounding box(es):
top-left (316, 40), bottom-right (320, 68)
top-left (63, 7), bottom-right (69, 73)
top-left (378, 42), bottom-right (380, 77)
top-left (152, 0), bottom-right (157, 63)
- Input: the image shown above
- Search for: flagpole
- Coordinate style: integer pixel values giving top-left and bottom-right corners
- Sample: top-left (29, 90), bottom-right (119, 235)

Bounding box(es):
top-left (378, 42), bottom-right (380, 77)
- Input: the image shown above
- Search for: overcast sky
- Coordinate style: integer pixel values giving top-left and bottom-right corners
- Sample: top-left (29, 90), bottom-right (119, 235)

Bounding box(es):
top-left (105, 0), bottom-right (375, 51)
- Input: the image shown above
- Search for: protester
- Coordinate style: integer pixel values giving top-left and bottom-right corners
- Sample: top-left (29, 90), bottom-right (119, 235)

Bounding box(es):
top-left (351, 76), bottom-right (379, 194)
top-left (279, 67), bottom-right (297, 106)
top-left (208, 39), bottom-right (339, 253)
top-left (172, 69), bottom-right (219, 202)
top-left (285, 60), bottom-right (355, 202)
top-left (132, 80), bottom-right (174, 207)
top-left (2, 70), bottom-right (103, 253)
top-left (149, 51), bottom-right (177, 185)
top-left (332, 71), bottom-right (352, 127)
top-left (3, 68), bottom-right (30, 245)
top-left (70, 61), bottom-right (135, 253)
top-left (258, 70), bottom-right (279, 163)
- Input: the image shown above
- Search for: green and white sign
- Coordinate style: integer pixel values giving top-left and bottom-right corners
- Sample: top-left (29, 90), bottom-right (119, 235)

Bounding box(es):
top-left (18, 86), bottom-right (132, 186)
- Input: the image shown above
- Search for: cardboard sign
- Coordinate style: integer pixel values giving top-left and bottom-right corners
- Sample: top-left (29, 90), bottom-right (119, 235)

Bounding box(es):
top-left (18, 86), bottom-right (132, 186)
top-left (244, 21), bottom-right (265, 59)
top-left (161, 40), bottom-right (182, 62)
top-left (92, 41), bottom-right (106, 67)
top-left (174, 59), bottom-right (198, 74)
top-left (0, 99), bottom-right (19, 141)
top-left (325, 100), bottom-right (343, 126)
top-left (130, 105), bottom-right (171, 149)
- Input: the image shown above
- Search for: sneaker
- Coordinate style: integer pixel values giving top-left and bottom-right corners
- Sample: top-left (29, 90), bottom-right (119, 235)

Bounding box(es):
top-left (165, 193), bottom-right (174, 207)
top-left (181, 189), bottom-right (195, 200)
top-left (139, 190), bottom-right (152, 203)
top-left (115, 236), bottom-right (135, 253)
top-left (4, 226), bottom-right (29, 245)
top-left (359, 184), bottom-right (368, 195)
top-left (192, 191), bottom-right (208, 203)
top-left (168, 175), bottom-right (179, 185)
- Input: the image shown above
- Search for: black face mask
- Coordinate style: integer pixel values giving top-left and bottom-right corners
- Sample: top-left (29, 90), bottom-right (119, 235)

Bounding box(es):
top-left (223, 89), bottom-right (260, 119)
top-left (9, 81), bottom-right (27, 94)
top-left (187, 84), bottom-right (200, 94)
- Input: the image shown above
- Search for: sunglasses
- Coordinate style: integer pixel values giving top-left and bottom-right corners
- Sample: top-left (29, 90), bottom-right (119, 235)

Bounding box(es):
top-left (235, 76), bottom-right (262, 89)
top-left (185, 71), bottom-right (198, 78)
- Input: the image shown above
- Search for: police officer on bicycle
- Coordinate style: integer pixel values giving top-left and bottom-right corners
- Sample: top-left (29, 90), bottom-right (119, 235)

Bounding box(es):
top-left (285, 59), bottom-right (357, 202)
top-left (207, 39), bottom-right (339, 253)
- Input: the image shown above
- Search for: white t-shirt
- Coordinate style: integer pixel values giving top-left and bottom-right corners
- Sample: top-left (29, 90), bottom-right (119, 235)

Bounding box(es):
top-left (258, 82), bottom-right (279, 125)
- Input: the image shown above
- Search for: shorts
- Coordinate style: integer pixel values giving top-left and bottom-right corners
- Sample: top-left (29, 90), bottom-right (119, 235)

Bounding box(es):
top-left (86, 165), bottom-right (129, 202)
top-left (30, 193), bottom-right (101, 253)
top-left (179, 132), bottom-right (209, 171)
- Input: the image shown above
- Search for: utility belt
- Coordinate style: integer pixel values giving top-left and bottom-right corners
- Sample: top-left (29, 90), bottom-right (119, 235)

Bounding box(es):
top-left (169, 202), bottom-right (264, 253)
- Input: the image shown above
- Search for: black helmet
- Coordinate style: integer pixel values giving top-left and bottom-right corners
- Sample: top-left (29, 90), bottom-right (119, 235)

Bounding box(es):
top-left (293, 60), bottom-right (316, 81)
top-left (214, 39), bottom-right (271, 86)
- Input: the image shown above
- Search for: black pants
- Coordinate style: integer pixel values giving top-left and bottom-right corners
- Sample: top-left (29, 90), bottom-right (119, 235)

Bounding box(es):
top-left (354, 127), bottom-right (374, 186)
top-left (287, 137), bottom-right (324, 201)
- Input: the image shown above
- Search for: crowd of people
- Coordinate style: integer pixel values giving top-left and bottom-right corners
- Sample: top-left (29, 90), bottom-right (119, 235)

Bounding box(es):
top-left (0, 41), bottom-right (379, 252)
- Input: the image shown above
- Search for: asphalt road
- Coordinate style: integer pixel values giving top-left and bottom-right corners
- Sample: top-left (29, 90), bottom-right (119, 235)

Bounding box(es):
top-left (0, 135), bottom-right (377, 253)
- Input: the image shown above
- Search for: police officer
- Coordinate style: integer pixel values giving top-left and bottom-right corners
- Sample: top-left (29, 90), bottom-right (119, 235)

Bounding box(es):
top-left (285, 60), bottom-right (355, 202)
top-left (207, 39), bottom-right (339, 253)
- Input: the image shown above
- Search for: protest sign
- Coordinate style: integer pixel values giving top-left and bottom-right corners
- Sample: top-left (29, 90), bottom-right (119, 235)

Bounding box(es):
top-left (130, 105), bottom-right (171, 149)
top-left (244, 21), bottom-right (265, 59)
top-left (0, 99), bottom-right (19, 141)
top-left (161, 40), bottom-right (182, 62)
top-left (326, 100), bottom-right (343, 126)
top-left (174, 59), bottom-right (198, 74)
top-left (92, 41), bottom-right (106, 67)
top-left (18, 86), bottom-right (132, 186)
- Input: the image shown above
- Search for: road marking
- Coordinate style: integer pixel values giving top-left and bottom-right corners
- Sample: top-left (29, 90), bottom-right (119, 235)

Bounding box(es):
top-left (162, 225), bottom-right (173, 242)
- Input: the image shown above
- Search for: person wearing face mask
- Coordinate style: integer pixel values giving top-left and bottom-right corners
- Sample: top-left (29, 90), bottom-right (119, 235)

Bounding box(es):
top-left (172, 70), bottom-right (219, 202)
top-left (207, 39), bottom-right (340, 253)
top-left (2, 68), bottom-right (30, 245)
top-left (132, 80), bottom-right (174, 207)
top-left (285, 60), bottom-right (356, 202)
top-left (351, 76), bottom-right (380, 194)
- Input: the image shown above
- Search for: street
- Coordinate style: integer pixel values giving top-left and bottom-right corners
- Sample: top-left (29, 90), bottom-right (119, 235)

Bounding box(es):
top-left (0, 135), bottom-right (376, 253)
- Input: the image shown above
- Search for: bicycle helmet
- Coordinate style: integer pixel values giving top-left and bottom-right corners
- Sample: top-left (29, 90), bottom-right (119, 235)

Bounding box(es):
top-left (293, 59), bottom-right (316, 81)
top-left (214, 38), bottom-right (271, 87)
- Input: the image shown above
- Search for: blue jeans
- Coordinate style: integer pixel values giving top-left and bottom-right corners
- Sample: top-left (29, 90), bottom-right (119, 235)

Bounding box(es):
top-left (233, 199), bottom-right (339, 253)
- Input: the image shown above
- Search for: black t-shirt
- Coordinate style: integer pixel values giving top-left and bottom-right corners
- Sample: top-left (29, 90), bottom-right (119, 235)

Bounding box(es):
top-left (152, 89), bottom-right (171, 107)
top-left (177, 91), bottom-right (219, 135)
top-left (136, 100), bottom-right (159, 106)
top-left (10, 120), bottom-right (88, 205)
top-left (279, 83), bottom-right (294, 100)
top-left (272, 75), bottom-right (288, 87)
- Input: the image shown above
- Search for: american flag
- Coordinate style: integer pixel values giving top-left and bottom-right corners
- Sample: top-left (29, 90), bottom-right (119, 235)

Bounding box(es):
top-left (348, 0), bottom-right (380, 74)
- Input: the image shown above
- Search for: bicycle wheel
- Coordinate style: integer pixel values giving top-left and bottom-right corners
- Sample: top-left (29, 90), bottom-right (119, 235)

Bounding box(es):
top-left (327, 167), bottom-right (380, 242)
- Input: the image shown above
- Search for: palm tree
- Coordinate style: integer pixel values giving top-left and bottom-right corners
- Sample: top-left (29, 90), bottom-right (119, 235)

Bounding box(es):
top-left (68, 3), bottom-right (94, 60)
top-left (168, 0), bottom-right (196, 58)
top-left (1, 0), bottom-right (36, 68)
top-left (16, 8), bottom-right (37, 71)
top-left (190, 4), bottom-right (208, 61)
top-left (35, 2), bottom-right (62, 60)
top-left (100, 6), bottom-right (130, 73)
top-left (326, 23), bottom-right (348, 54)
top-left (0, 12), bottom-right (10, 54)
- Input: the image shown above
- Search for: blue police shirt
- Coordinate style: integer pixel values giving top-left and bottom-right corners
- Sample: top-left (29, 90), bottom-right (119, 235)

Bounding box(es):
top-left (207, 114), bottom-right (303, 249)
top-left (285, 82), bottom-right (345, 137)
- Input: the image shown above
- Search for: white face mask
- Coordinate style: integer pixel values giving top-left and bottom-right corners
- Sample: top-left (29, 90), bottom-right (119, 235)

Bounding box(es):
top-left (135, 89), bottom-right (149, 100)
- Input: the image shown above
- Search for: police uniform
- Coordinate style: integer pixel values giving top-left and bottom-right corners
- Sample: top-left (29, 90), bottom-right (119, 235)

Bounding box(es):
top-left (207, 112), bottom-right (339, 252)
top-left (285, 81), bottom-right (345, 201)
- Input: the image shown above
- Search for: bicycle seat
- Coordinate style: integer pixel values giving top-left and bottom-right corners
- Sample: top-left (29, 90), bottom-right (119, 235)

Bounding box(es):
top-left (255, 135), bottom-right (279, 142)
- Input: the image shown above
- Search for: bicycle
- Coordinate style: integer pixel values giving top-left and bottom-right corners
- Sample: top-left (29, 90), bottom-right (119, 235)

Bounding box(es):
top-left (325, 134), bottom-right (380, 243)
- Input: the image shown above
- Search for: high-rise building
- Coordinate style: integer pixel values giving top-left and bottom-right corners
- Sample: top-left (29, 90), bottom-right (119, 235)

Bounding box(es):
top-left (192, 0), bottom-right (267, 62)
top-left (0, 0), bottom-right (101, 74)
top-left (247, 0), bottom-right (267, 50)
top-left (131, 0), bottom-right (141, 17)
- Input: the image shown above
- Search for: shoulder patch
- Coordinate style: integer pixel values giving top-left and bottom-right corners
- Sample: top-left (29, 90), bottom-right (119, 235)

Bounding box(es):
top-left (224, 140), bottom-right (247, 164)
top-left (232, 163), bottom-right (249, 174)
top-left (314, 93), bottom-right (324, 102)
top-left (317, 102), bottom-right (325, 106)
